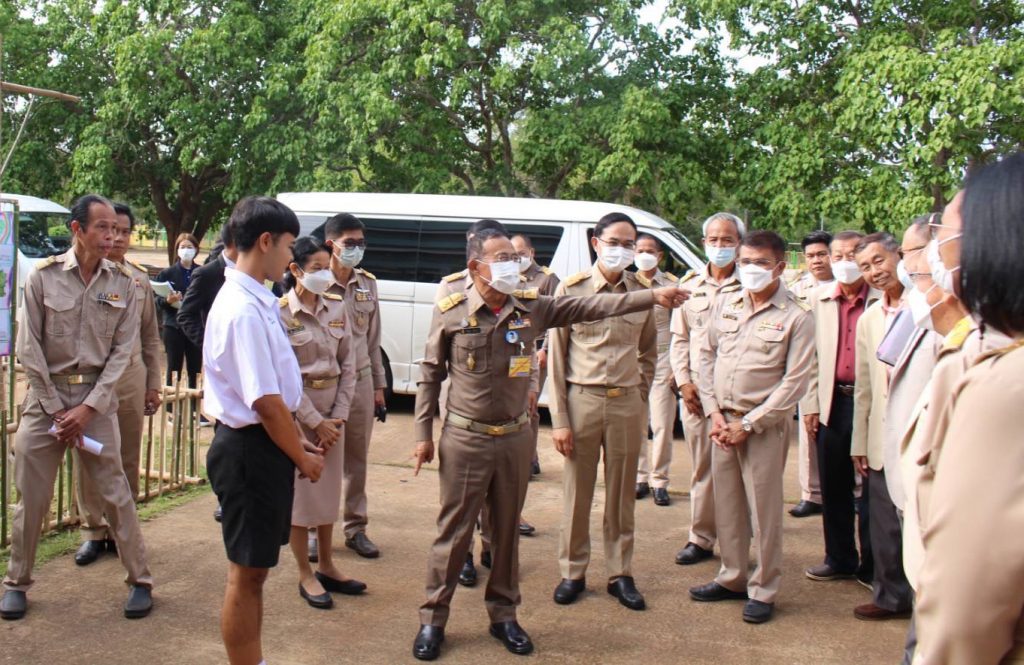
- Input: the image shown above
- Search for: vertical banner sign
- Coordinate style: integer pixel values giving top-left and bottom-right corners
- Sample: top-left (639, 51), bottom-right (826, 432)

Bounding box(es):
top-left (0, 199), bottom-right (16, 356)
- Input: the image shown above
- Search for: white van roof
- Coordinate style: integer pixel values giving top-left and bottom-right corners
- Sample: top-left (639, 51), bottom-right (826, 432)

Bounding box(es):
top-left (277, 192), bottom-right (677, 229)
top-left (0, 193), bottom-right (70, 214)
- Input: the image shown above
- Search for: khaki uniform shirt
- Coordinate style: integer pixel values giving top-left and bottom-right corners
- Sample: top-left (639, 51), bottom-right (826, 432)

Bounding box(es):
top-left (698, 282), bottom-right (815, 432)
top-left (787, 271), bottom-right (834, 304)
top-left (547, 267), bottom-right (658, 430)
top-left (414, 283), bottom-right (657, 441)
top-left (280, 290), bottom-right (357, 429)
top-left (647, 270), bottom-right (678, 353)
top-left (434, 269), bottom-right (473, 304)
top-left (17, 250), bottom-right (139, 415)
top-left (669, 264), bottom-right (740, 386)
top-left (327, 268), bottom-right (385, 390)
top-left (124, 260), bottom-right (163, 392)
top-left (518, 262), bottom-right (560, 297)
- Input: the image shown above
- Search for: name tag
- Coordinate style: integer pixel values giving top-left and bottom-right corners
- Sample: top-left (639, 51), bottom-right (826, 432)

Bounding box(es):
top-left (758, 321), bottom-right (785, 331)
top-left (722, 312), bottom-right (738, 320)
top-left (328, 319), bottom-right (345, 328)
top-left (287, 325), bottom-right (306, 336)
top-left (508, 355), bottom-right (531, 378)
top-left (458, 327), bottom-right (482, 335)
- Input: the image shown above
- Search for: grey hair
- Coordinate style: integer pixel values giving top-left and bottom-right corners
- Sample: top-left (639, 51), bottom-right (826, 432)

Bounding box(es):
top-left (702, 212), bottom-right (746, 237)
top-left (466, 227), bottom-right (509, 262)
top-left (854, 231), bottom-right (900, 256)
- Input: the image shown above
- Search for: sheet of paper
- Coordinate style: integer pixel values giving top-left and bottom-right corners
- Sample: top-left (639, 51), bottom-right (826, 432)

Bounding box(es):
top-left (48, 425), bottom-right (104, 455)
top-left (150, 281), bottom-right (174, 298)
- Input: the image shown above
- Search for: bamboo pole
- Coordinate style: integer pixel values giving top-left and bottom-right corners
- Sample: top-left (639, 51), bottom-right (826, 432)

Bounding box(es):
top-left (0, 81), bottom-right (80, 103)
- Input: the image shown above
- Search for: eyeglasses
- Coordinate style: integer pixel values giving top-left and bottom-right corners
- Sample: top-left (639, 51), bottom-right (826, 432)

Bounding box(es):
top-left (596, 237), bottom-right (637, 250)
top-left (738, 258), bottom-right (779, 269)
top-left (487, 254), bottom-right (522, 264)
top-left (338, 240), bottom-right (367, 249)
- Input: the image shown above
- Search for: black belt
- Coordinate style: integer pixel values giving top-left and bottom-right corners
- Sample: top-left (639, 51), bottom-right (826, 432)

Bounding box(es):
top-left (835, 384), bottom-right (855, 397)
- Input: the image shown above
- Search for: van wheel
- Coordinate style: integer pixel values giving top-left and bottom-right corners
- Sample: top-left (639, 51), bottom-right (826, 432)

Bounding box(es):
top-left (381, 349), bottom-right (394, 403)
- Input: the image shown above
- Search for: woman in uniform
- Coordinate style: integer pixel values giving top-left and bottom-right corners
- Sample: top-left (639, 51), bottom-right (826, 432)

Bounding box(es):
top-left (281, 237), bottom-right (365, 609)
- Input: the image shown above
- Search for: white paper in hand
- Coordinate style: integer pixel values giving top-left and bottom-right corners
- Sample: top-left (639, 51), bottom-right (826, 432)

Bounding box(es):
top-left (48, 425), bottom-right (104, 455)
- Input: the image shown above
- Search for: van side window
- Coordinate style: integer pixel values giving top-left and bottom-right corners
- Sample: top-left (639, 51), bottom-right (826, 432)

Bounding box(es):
top-left (417, 221), bottom-right (471, 284)
top-left (505, 224), bottom-right (563, 269)
top-left (358, 218), bottom-right (421, 282)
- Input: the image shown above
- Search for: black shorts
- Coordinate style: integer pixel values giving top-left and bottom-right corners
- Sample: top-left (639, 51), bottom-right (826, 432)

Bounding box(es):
top-left (207, 423), bottom-right (295, 568)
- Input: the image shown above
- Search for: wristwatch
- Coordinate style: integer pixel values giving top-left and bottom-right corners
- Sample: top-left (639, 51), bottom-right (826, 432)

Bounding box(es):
top-left (741, 416), bottom-right (753, 433)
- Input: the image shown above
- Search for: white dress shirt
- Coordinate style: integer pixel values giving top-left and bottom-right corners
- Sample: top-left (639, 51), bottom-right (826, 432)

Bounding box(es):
top-left (203, 268), bottom-right (302, 428)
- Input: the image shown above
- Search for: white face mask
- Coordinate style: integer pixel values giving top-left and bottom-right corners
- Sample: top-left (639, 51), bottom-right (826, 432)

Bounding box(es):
top-left (298, 268), bottom-right (334, 295)
top-left (739, 264), bottom-right (775, 292)
top-left (926, 238), bottom-right (961, 293)
top-left (483, 260), bottom-right (521, 294)
top-left (832, 260), bottom-right (862, 285)
top-left (335, 245), bottom-right (364, 268)
top-left (705, 245), bottom-right (736, 268)
top-left (599, 245), bottom-right (635, 273)
top-left (896, 260), bottom-right (913, 290)
top-left (517, 255), bottom-right (532, 273)
top-left (178, 246), bottom-right (197, 262)
top-left (908, 283), bottom-right (939, 331)
top-left (633, 252), bottom-right (659, 272)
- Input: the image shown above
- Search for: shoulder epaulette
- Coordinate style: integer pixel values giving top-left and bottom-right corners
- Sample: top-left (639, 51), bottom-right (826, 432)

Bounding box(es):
top-left (564, 271), bottom-right (590, 287)
top-left (975, 339), bottom-right (1024, 365)
top-left (721, 284), bottom-right (743, 293)
top-left (444, 269), bottom-right (468, 283)
top-left (519, 274), bottom-right (528, 282)
top-left (789, 292), bottom-right (812, 311)
top-left (786, 272), bottom-right (806, 289)
top-left (634, 273), bottom-right (652, 288)
top-left (278, 296), bottom-right (289, 307)
top-left (437, 292), bottom-right (466, 313)
top-left (114, 262), bottom-right (133, 278)
top-left (323, 292), bottom-right (344, 301)
top-left (942, 317), bottom-right (973, 352)
top-left (540, 266), bottom-right (554, 275)
top-left (513, 288), bottom-right (539, 300)
top-left (678, 269), bottom-right (695, 283)
top-left (664, 272), bottom-right (678, 283)
top-left (126, 259), bottom-right (147, 273)
top-left (38, 256), bottom-right (58, 270)
top-left (358, 268), bottom-right (376, 280)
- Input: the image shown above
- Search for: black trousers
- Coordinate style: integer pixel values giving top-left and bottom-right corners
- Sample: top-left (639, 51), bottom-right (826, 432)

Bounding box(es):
top-left (868, 468), bottom-right (913, 610)
top-left (816, 392), bottom-right (873, 575)
top-left (163, 325), bottom-right (202, 388)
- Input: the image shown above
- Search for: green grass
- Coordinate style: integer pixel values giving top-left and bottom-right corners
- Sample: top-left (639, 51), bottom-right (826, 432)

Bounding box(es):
top-left (0, 481), bottom-right (210, 580)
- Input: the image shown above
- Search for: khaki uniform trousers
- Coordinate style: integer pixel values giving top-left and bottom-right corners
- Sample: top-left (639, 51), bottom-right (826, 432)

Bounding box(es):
top-left (680, 407), bottom-right (717, 551)
top-left (420, 422), bottom-right (533, 626)
top-left (712, 413), bottom-right (790, 604)
top-left (78, 355), bottom-right (147, 540)
top-left (341, 370), bottom-right (375, 539)
top-left (796, 405), bottom-right (822, 503)
top-left (558, 386), bottom-right (645, 581)
top-left (637, 352), bottom-right (675, 488)
top-left (4, 384), bottom-right (153, 592)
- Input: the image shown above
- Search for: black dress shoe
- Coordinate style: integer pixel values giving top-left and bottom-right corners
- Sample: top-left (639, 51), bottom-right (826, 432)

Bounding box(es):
top-left (0, 590), bottom-right (27, 620)
top-left (789, 500), bottom-right (822, 518)
top-left (518, 521), bottom-right (536, 537)
top-left (213, 505), bottom-right (223, 523)
top-left (675, 542), bottom-right (714, 565)
top-left (689, 581), bottom-right (748, 602)
top-left (459, 552), bottom-right (478, 587)
top-left (531, 459), bottom-right (541, 476)
top-left (553, 578), bottom-right (585, 605)
top-left (298, 583), bottom-right (333, 609)
top-left (345, 532), bottom-right (380, 558)
top-left (308, 533), bottom-right (319, 563)
top-left (635, 482), bottom-right (651, 499)
top-left (315, 572), bottom-right (366, 595)
top-left (124, 585), bottom-right (153, 618)
top-left (480, 550), bottom-right (492, 569)
top-left (490, 620), bottom-right (534, 655)
top-left (607, 576), bottom-right (646, 610)
top-left (413, 624), bottom-right (444, 661)
top-left (75, 540), bottom-right (107, 566)
top-left (653, 488), bottom-right (670, 506)
top-left (743, 599), bottom-right (774, 623)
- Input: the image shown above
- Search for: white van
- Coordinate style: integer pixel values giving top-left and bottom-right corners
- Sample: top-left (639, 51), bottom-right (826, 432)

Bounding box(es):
top-left (276, 192), bottom-right (705, 401)
top-left (1, 193), bottom-right (72, 306)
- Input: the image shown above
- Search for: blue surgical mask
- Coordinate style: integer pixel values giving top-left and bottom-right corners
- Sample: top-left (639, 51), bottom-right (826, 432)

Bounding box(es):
top-left (336, 245), bottom-right (364, 268)
top-left (896, 260), bottom-right (913, 290)
top-left (705, 244), bottom-right (736, 268)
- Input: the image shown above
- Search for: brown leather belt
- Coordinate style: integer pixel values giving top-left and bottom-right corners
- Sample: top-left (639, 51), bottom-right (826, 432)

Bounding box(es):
top-left (835, 384), bottom-right (855, 397)
top-left (303, 375), bottom-right (340, 390)
top-left (51, 372), bottom-right (99, 386)
top-left (576, 385), bottom-right (632, 398)
top-left (446, 411), bottom-right (529, 437)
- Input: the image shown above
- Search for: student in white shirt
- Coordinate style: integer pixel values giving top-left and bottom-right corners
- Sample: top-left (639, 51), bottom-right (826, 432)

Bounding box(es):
top-left (204, 196), bottom-right (325, 665)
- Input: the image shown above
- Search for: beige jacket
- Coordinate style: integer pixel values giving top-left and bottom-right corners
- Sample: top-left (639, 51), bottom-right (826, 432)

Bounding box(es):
top-left (850, 301), bottom-right (889, 469)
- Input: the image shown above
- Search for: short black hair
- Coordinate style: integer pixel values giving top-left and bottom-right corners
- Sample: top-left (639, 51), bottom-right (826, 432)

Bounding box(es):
top-left (468, 218), bottom-right (506, 240)
top-left (801, 230), bottom-right (832, 251)
top-left (511, 233), bottom-right (533, 249)
top-left (961, 152), bottom-right (1024, 335)
top-left (324, 213), bottom-right (365, 240)
top-left (467, 227), bottom-right (509, 262)
top-left (227, 196), bottom-right (300, 252)
top-left (594, 212), bottom-right (636, 239)
top-left (740, 229), bottom-right (787, 262)
top-left (282, 236), bottom-right (331, 291)
top-left (220, 223), bottom-right (234, 248)
top-left (636, 232), bottom-right (662, 251)
top-left (855, 231), bottom-right (899, 255)
top-left (68, 194), bottom-right (114, 229)
top-left (113, 202), bottom-right (135, 230)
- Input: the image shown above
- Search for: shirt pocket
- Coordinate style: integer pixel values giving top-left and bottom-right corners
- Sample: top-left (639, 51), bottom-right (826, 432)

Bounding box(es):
top-left (716, 317), bottom-right (741, 335)
top-left (754, 327), bottom-right (786, 356)
top-left (97, 298), bottom-right (127, 338)
top-left (685, 298), bottom-right (711, 329)
top-left (351, 299), bottom-right (375, 335)
top-left (571, 320), bottom-right (604, 344)
top-left (44, 293), bottom-right (77, 336)
top-left (452, 333), bottom-right (489, 374)
top-left (287, 329), bottom-right (317, 367)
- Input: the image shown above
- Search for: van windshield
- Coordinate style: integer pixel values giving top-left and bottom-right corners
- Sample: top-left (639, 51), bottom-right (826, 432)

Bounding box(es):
top-left (18, 211), bottom-right (72, 259)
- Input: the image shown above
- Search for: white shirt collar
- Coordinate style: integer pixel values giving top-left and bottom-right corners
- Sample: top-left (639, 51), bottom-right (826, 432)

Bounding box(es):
top-left (225, 267), bottom-right (278, 309)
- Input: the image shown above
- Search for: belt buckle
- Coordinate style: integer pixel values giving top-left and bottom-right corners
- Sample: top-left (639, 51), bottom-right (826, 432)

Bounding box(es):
top-left (606, 387), bottom-right (623, 398)
top-left (487, 425), bottom-right (504, 436)
top-left (66, 374), bottom-right (84, 385)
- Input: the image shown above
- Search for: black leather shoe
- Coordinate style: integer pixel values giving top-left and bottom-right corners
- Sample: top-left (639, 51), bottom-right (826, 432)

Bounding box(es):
top-left (675, 542), bottom-right (714, 565)
top-left (459, 553), bottom-right (478, 587)
top-left (743, 599), bottom-right (774, 623)
top-left (480, 550), bottom-right (492, 569)
top-left (636, 482), bottom-right (651, 499)
top-left (75, 540), bottom-right (107, 566)
top-left (531, 459), bottom-right (541, 476)
top-left (213, 505), bottom-right (223, 523)
top-left (689, 581), bottom-right (748, 602)
top-left (413, 624), bottom-right (444, 661)
top-left (308, 533), bottom-right (319, 563)
top-left (315, 572), bottom-right (366, 595)
top-left (553, 578), bottom-right (585, 605)
top-left (607, 576), bottom-right (646, 610)
top-left (789, 500), bottom-right (822, 518)
top-left (345, 532), bottom-right (380, 559)
top-left (0, 590), bottom-right (27, 620)
top-left (518, 521), bottom-right (536, 537)
top-left (653, 488), bottom-right (670, 506)
top-left (298, 583), bottom-right (333, 609)
top-left (124, 585), bottom-right (153, 618)
top-left (490, 620), bottom-right (534, 655)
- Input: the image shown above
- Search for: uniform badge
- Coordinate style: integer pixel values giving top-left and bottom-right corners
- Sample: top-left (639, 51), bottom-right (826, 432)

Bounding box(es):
top-left (354, 288), bottom-right (374, 302)
top-left (505, 330), bottom-right (519, 344)
top-left (758, 321), bottom-right (785, 331)
top-left (328, 319), bottom-right (345, 328)
top-left (508, 318), bottom-right (531, 330)
top-left (722, 312), bottom-right (738, 320)
top-left (97, 292), bottom-right (120, 303)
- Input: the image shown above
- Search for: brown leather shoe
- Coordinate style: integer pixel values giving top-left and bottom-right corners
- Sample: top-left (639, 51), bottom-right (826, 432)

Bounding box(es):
top-left (854, 603), bottom-right (911, 621)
